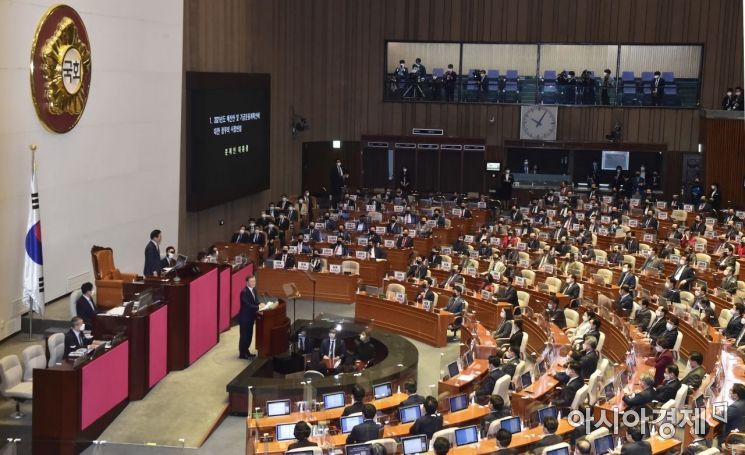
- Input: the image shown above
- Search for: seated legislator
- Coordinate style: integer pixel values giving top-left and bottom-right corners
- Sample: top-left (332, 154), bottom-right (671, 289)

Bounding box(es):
top-left (272, 245), bottom-right (295, 269)
top-left (433, 437), bottom-right (451, 455)
top-left (561, 274), bottom-right (581, 307)
top-left (287, 421), bottom-right (317, 450)
top-left (342, 385), bottom-right (366, 417)
top-left (669, 257), bottom-right (695, 291)
top-left (552, 362), bottom-right (584, 410)
top-left (494, 308), bottom-right (515, 340)
top-left (654, 364), bottom-right (681, 403)
top-left (681, 351), bottom-right (705, 390)
top-left (655, 315), bottom-right (679, 349)
top-left (531, 416), bottom-right (563, 451)
top-left (545, 296), bottom-right (566, 329)
top-left (407, 256), bottom-right (428, 280)
top-left (442, 266), bottom-right (465, 288)
top-left (647, 307), bottom-right (670, 340)
top-left (475, 355), bottom-right (507, 400)
top-left (570, 336), bottom-right (599, 380)
top-left (416, 278), bottom-right (435, 304)
top-left (619, 426), bottom-right (652, 455)
top-left (616, 285), bottom-right (634, 316)
top-left (494, 429), bottom-right (518, 455)
top-left (347, 403), bottom-right (382, 444)
top-left (410, 396), bottom-right (443, 439)
top-left (497, 275), bottom-right (518, 306)
top-left (648, 337), bottom-right (674, 386)
top-left (396, 230), bottom-right (414, 249)
top-left (231, 225), bottom-right (251, 244)
top-left (331, 238), bottom-right (348, 257)
top-left (75, 282), bottom-right (98, 327)
top-left (633, 299), bottom-right (653, 330)
top-left (722, 383), bottom-right (745, 442)
top-left (64, 317), bottom-right (93, 358)
top-left (309, 250), bottom-right (323, 272)
top-left (617, 263), bottom-right (637, 292)
top-left (367, 240), bottom-right (386, 260)
top-left (444, 286), bottom-right (465, 316)
top-left (721, 267), bottom-right (738, 293)
top-left (480, 395), bottom-right (510, 436)
top-left (622, 375), bottom-right (656, 412)
top-left (723, 303), bottom-right (745, 338)
top-left (400, 380), bottom-right (425, 407)
top-left (160, 246), bottom-right (177, 268)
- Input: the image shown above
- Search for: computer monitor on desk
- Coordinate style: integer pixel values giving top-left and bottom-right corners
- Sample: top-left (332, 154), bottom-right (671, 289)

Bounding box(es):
top-left (340, 415), bottom-right (364, 434)
top-left (593, 434), bottom-right (614, 455)
top-left (373, 382), bottom-right (392, 399)
top-left (454, 425), bottom-right (479, 446)
top-left (448, 393), bottom-right (469, 412)
top-left (447, 361), bottom-right (460, 378)
top-left (345, 443), bottom-right (372, 455)
top-left (499, 416), bottom-right (522, 434)
top-left (399, 404), bottom-right (422, 424)
top-left (275, 422), bottom-right (297, 441)
top-left (401, 435), bottom-right (428, 455)
top-left (323, 391), bottom-right (346, 410)
top-left (535, 405), bottom-right (557, 424)
top-left (546, 446), bottom-right (570, 455)
top-left (266, 399), bottom-right (291, 417)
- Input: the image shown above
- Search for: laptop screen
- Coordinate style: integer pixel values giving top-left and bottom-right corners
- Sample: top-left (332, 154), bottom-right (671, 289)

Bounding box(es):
top-left (266, 399), bottom-right (290, 417)
top-left (464, 350), bottom-right (474, 367)
top-left (604, 382), bottom-right (615, 399)
top-left (323, 392), bottom-right (346, 410)
top-left (537, 405), bottom-right (557, 424)
top-left (399, 404), bottom-right (422, 424)
top-left (447, 361), bottom-right (460, 378)
top-left (401, 435), bottom-right (428, 455)
top-left (454, 425), bottom-right (479, 446)
top-left (448, 394), bottom-right (469, 412)
top-left (500, 416), bottom-right (522, 434)
top-left (275, 423), bottom-right (297, 441)
top-left (340, 415), bottom-right (364, 433)
top-left (345, 443), bottom-right (372, 455)
top-left (373, 382), bottom-right (392, 399)
top-left (520, 371), bottom-right (533, 389)
top-left (546, 447), bottom-right (569, 455)
top-left (594, 435), bottom-right (614, 455)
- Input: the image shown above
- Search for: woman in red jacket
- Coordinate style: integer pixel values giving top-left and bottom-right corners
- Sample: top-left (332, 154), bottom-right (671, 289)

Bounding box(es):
top-left (646, 336), bottom-right (674, 386)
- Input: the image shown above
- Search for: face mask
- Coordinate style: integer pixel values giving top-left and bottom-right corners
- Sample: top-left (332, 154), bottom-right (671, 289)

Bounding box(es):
top-left (666, 322), bottom-right (674, 331)
top-left (655, 345), bottom-right (663, 352)
top-left (79, 323), bottom-right (86, 332)
top-left (329, 333), bottom-right (335, 340)
top-left (359, 335), bottom-right (366, 342)
top-left (680, 260), bottom-right (686, 266)
top-left (500, 311), bottom-right (506, 318)
top-left (239, 229), bottom-right (245, 234)
top-left (282, 197), bottom-right (287, 201)
top-left (167, 252), bottom-right (175, 259)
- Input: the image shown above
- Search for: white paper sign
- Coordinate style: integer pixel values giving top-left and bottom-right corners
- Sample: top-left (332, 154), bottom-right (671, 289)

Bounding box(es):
top-left (394, 271), bottom-right (406, 281)
top-left (442, 261), bottom-right (452, 271)
top-left (643, 234), bottom-right (654, 242)
top-left (547, 209), bottom-right (556, 218)
top-left (394, 205), bottom-right (404, 213)
top-left (329, 264), bottom-right (341, 274)
top-left (356, 251), bottom-right (368, 260)
top-left (601, 216), bottom-right (611, 224)
top-left (684, 204), bottom-right (693, 212)
top-left (366, 204), bottom-right (376, 212)
top-left (481, 290), bottom-right (492, 300)
top-left (452, 208), bottom-right (463, 216)
top-left (658, 212), bottom-right (668, 220)
top-left (288, 246), bottom-right (298, 254)
top-left (628, 219), bottom-right (638, 228)
top-left (273, 260), bottom-right (285, 269)
top-left (376, 226), bottom-right (386, 234)
top-left (297, 261), bottom-right (309, 271)
top-left (357, 237), bottom-right (368, 246)
top-left (441, 247), bottom-right (452, 255)
top-left (345, 222), bottom-right (356, 230)
top-left (395, 293), bottom-right (405, 303)
top-left (322, 248), bottom-right (333, 256)
top-left (519, 259), bottom-right (529, 268)
top-left (517, 242), bottom-right (527, 251)
top-left (384, 239), bottom-right (395, 248)
top-left (515, 276), bottom-right (526, 287)
top-left (327, 235), bottom-right (338, 244)
top-left (656, 202), bottom-right (667, 209)
top-left (477, 202), bottom-right (487, 209)
top-left (467, 267), bottom-right (477, 277)
top-left (464, 235), bottom-right (474, 243)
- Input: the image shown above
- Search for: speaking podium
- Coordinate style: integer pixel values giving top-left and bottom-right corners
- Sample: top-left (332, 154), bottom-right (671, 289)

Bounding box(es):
top-left (256, 299), bottom-right (290, 357)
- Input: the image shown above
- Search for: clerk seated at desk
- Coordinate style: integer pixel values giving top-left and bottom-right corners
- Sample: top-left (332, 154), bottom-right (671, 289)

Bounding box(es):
top-left (400, 380), bottom-right (425, 407)
top-left (346, 403), bottom-right (382, 444)
top-left (160, 246), bottom-right (177, 268)
top-left (410, 396), bottom-right (443, 439)
top-left (294, 328), bottom-right (314, 354)
top-left (320, 328), bottom-right (346, 364)
top-left (75, 282), bottom-right (98, 327)
top-left (353, 330), bottom-right (375, 367)
top-left (342, 385), bottom-right (366, 416)
top-left (64, 317), bottom-right (93, 358)
top-left (287, 421), bottom-right (317, 450)
top-left (531, 416), bottom-right (563, 453)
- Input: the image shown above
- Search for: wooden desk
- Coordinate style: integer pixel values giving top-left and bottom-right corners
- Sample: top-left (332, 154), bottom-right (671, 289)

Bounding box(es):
top-left (33, 340), bottom-right (130, 455)
top-left (316, 255), bottom-right (388, 287)
top-left (257, 268), bottom-right (360, 304)
top-left (438, 359), bottom-right (489, 395)
top-left (256, 300), bottom-right (291, 357)
top-left (355, 293), bottom-right (454, 347)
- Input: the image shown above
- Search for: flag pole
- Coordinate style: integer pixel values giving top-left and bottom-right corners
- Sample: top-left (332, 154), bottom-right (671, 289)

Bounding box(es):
top-left (28, 144), bottom-right (37, 340)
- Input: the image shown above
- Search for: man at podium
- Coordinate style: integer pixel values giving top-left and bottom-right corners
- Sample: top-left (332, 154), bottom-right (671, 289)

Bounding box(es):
top-left (239, 275), bottom-right (264, 359)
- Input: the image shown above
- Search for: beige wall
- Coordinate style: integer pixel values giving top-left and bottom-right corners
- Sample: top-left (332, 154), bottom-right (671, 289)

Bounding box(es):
top-left (462, 44), bottom-right (538, 75)
top-left (386, 42), bottom-right (460, 72)
top-left (620, 45), bottom-right (702, 78)
top-left (0, 0), bottom-right (182, 336)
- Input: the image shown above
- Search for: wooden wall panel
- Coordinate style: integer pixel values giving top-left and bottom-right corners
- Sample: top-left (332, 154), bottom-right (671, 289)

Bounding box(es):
top-left (703, 116), bottom-right (745, 207)
top-left (181, 0), bottom-right (743, 255)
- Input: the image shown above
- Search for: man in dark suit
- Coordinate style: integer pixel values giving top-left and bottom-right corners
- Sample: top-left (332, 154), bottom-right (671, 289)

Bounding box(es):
top-left (571, 336), bottom-right (599, 380)
top-left (493, 429), bottom-right (518, 455)
top-left (238, 275), bottom-right (262, 359)
top-left (497, 276), bottom-right (518, 306)
top-left (648, 308), bottom-right (669, 339)
top-left (553, 362), bottom-right (584, 411)
top-left (231, 225), bottom-right (250, 244)
top-left (75, 282), bottom-right (98, 327)
top-left (443, 266), bottom-right (465, 288)
top-left (143, 229), bottom-right (162, 276)
top-left (656, 316), bottom-right (679, 350)
top-left (639, 249), bottom-right (664, 275)
top-left (410, 396), bottom-right (443, 439)
top-left (634, 299), bottom-right (653, 330)
top-left (476, 356), bottom-right (506, 400)
top-left (480, 395), bottom-right (510, 436)
top-left (617, 264), bottom-right (637, 291)
top-left (272, 246), bottom-right (295, 269)
top-left (367, 240), bottom-right (386, 260)
top-left (681, 352), bottom-right (706, 391)
top-left (546, 297), bottom-right (566, 329)
top-left (294, 328), bottom-right (313, 354)
top-left (444, 287), bottom-right (465, 315)
top-left (64, 317), bottom-right (92, 358)
top-left (330, 159), bottom-right (347, 208)
top-left (397, 230), bottom-right (414, 249)
top-left (320, 328), bottom-right (346, 361)
top-left (724, 303), bottom-right (745, 338)
top-left (531, 417), bottom-right (563, 451)
top-left (721, 267), bottom-right (738, 293)
top-left (160, 246), bottom-right (177, 268)
top-left (651, 71), bottom-right (665, 106)
top-left (342, 385), bottom-right (366, 417)
top-left (723, 384), bottom-right (745, 443)
top-left (654, 364), bottom-right (681, 403)
top-left (346, 404), bottom-right (382, 444)
top-left (407, 257), bottom-right (428, 280)
top-left (331, 239), bottom-right (348, 257)
top-left (669, 258), bottom-right (695, 291)
top-left (400, 380), bottom-right (425, 407)
top-left (622, 375), bottom-right (656, 411)
top-left (416, 279), bottom-right (435, 304)
top-left (561, 274), bottom-right (580, 303)
top-left (620, 426), bottom-right (652, 455)
top-left (616, 285), bottom-right (634, 316)
top-left (659, 278), bottom-right (681, 303)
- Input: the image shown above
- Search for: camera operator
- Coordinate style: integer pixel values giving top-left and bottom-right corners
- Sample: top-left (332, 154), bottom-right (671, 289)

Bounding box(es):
top-left (444, 64), bottom-right (457, 102)
top-left (394, 60), bottom-right (408, 97)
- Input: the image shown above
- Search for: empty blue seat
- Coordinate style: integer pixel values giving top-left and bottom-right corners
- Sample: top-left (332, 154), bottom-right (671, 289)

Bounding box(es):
top-left (641, 71), bottom-right (654, 82)
top-left (432, 68), bottom-right (444, 78)
top-left (506, 70), bottom-right (518, 80)
top-left (662, 71), bottom-right (674, 82)
top-left (621, 71), bottom-right (635, 82)
top-left (543, 70), bottom-right (556, 81)
top-left (487, 69), bottom-right (500, 79)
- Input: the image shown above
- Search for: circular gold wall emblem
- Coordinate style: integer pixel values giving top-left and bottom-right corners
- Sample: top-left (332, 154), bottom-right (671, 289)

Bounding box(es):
top-left (30, 5), bottom-right (92, 133)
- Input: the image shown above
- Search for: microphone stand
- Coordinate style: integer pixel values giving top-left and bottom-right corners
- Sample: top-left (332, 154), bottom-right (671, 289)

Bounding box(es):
top-left (301, 270), bottom-right (317, 319)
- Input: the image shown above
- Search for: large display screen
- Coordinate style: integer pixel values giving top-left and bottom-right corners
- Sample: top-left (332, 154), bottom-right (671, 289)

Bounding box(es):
top-left (186, 72), bottom-right (270, 211)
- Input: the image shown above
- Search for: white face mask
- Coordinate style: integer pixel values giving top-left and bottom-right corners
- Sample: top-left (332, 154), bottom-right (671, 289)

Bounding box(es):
top-left (167, 252), bottom-right (175, 259)
top-left (77, 323), bottom-right (86, 332)
top-left (500, 311), bottom-right (506, 318)
top-left (329, 333), bottom-right (336, 340)
top-left (239, 229), bottom-right (245, 234)
top-left (666, 322), bottom-right (674, 331)
top-left (655, 345), bottom-right (663, 352)
top-left (583, 315), bottom-right (589, 322)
